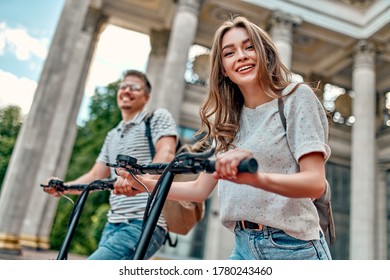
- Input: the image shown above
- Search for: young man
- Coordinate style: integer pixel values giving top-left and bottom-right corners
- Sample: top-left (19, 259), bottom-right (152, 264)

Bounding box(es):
top-left (43, 69), bottom-right (178, 259)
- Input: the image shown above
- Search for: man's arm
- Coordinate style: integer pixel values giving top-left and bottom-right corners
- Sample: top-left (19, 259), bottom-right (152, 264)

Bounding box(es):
top-left (148, 135), bottom-right (177, 179)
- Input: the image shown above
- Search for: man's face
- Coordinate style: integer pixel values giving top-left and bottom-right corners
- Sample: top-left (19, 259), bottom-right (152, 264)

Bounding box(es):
top-left (117, 75), bottom-right (149, 112)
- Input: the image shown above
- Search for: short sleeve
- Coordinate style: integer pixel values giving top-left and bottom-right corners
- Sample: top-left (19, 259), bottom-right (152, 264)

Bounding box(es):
top-left (149, 108), bottom-right (178, 145)
top-left (96, 129), bottom-right (115, 164)
top-left (283, 84), bottom-right (331, 162)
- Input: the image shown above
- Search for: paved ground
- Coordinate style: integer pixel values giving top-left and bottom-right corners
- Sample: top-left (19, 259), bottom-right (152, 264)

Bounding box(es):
top-left (0, 247), bottom-right (87, 260)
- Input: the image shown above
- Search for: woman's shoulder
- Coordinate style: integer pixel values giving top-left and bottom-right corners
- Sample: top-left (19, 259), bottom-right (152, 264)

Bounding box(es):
top-left (283, 82), bottom-right (319, 104)
top-left (282, 82), bottom-right (313, 96)
top-left (281, 83), bottom-right (327, 119)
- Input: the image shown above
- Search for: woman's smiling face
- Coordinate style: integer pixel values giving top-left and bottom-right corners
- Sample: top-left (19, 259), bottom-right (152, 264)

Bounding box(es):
top-left (221, 27), bottom-right (258, 87)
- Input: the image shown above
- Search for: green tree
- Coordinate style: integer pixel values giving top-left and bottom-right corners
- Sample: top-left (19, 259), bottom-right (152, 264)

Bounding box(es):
top-left (0, 106), bottom-right (22, 190)
top-left (49, 81), bottom-right (122, 255)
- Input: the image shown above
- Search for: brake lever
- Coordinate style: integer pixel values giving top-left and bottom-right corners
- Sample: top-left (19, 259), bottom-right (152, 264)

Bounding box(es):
top-left (41, 179), bottom-right (63, 189)
top-left (89, 178), bottom-right (116, 190)
top-left (106, 155), bottom-right (143, 174)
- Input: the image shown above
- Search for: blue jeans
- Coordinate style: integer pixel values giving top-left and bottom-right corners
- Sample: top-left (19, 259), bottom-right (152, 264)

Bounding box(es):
top-left (228, 224), bottom-right (332, 260)
top-left (88, 220), bottom-right (166, 260)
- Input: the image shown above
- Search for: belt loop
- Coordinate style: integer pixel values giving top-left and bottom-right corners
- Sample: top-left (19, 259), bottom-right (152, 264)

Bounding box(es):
top-left (263, 226), bottom-right (269, 238)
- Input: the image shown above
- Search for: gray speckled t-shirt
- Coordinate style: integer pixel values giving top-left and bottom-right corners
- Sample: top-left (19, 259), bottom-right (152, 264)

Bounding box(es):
top-left (218, 83), bottom-right (331, 241)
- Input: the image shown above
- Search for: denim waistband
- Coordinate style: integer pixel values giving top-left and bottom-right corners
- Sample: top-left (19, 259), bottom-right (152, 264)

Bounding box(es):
top-left (235, 221), bottom-right (283, 238)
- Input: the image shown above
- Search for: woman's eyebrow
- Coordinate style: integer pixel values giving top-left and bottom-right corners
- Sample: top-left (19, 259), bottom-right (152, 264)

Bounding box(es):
top-left (222, 38), bottom-right (250, 51)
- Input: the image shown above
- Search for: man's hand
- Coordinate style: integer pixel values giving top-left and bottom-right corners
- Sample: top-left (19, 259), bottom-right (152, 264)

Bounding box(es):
top-left (42, 177), bottom-right (64, 197)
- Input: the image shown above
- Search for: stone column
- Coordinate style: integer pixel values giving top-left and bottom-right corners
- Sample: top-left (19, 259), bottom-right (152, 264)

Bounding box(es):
top-left (146, 29), bottom-right (170, 110)
top-left (0, 0), bottom-right (104, 254)
top-left (19, 5), bottom-right (107, 251)
top-left (375, 162), bottom-right (389, 259)
top-left (349, 40), bottom-right (376, 259)
top-left (269, 10), bottom-right (301, 70)
top-left (153, 0), bottom-right (201, 121)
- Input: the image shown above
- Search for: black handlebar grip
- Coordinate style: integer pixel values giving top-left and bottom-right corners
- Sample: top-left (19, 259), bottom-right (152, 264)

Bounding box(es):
top-left (208, 158), bottom-right (258, 173)
top-left (237, 158), bottom-right (258, 173)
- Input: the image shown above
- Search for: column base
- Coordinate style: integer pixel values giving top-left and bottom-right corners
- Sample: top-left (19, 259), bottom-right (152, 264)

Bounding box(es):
top-left (0, 233), bottom-right (22, 255)
top-left (19, 234), bottom-right (50, 250)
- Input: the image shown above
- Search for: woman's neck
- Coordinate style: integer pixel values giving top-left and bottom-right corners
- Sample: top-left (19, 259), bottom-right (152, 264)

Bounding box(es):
top-left (240, 84), bottom-right (273, 109)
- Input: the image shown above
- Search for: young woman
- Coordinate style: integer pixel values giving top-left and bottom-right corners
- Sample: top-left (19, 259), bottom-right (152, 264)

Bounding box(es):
top-left (115, 16), bottom-right (332, 260)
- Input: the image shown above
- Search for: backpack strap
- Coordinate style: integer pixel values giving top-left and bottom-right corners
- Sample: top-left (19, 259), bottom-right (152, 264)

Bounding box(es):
top-left (143, 110), bottom-right (179, 246)
top-left (278, 98), bottom-right (287, 131)
top-left (163, 232), bottom-right (178, 247)
top-left (145, 110), bottom-right (183, 159)
top-left (144, 111), bottom-right (156, 158)
top-left (278, 82), bottom-right (304, 131)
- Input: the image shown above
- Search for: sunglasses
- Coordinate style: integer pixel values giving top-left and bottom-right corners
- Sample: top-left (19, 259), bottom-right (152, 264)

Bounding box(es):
top-left (119, 82), bottom-right (143, 92)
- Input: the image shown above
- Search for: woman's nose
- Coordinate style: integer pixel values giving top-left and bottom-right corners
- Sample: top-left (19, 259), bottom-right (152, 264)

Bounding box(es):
top-left (236, 48), bottom-right (248, 61)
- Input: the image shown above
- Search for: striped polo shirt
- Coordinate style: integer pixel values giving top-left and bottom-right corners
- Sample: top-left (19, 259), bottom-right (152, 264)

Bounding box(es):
top-left (96, 108), bottom-right (178, 230)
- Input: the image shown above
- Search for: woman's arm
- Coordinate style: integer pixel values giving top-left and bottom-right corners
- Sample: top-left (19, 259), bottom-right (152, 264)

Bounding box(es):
top-left (213, 148), bottom-right (326, 199)
top-left (114, 170), bottom-right (217, 203)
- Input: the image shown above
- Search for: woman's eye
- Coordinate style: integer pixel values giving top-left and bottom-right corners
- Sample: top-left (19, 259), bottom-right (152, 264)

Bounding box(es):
top-left (223, 51), bottom-right (233, 57)
top-left (246, 44), bottom-right (254, 50)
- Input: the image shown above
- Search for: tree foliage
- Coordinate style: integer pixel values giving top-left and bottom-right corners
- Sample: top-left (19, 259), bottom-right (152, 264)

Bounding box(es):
top-left (49, 81), bottom-right (122, 255)
top-left (0, 106), bottom-right (22, 189)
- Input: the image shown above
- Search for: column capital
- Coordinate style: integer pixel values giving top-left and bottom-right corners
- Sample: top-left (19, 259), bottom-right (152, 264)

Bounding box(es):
top-left (150, 29), bottom-right (170, 56)
top-left (177, 0), bottom-right (202, 16)
top-left (354, 40), bottom-right (376, 69)
top-left (355, 40), bottom-right (376, 55)
top-left (270, 10), bottom-right (302, 31)
top-left (269, 10), bottom-right (302, 43)
top-left (82, 6), bottom-right (107, 34)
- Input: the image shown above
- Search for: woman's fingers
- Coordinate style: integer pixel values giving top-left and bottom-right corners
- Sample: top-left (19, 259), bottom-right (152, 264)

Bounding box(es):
top-left (216, 152), bottom-right (239, 179)
top-left (215, 149), bottom-right (253, 179)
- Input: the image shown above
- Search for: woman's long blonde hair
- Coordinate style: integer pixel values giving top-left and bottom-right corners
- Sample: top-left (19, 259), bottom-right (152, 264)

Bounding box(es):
top-left (197, 16), bottom-right (293, 153)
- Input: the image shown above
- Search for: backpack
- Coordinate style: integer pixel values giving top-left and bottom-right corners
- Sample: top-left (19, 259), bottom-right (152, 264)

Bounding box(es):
top-left (278, 97), bottom-right (336, 245)
top-left (144, 111), bottom-right (205, 239)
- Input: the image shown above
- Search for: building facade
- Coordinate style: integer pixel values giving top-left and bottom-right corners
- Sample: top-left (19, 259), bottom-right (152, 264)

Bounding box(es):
top-left (0, 0), bottom-right (389, 260)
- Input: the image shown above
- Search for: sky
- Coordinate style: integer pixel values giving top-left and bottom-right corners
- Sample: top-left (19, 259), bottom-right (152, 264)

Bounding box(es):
top-left (0, 0), bottom-right (151, 125)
